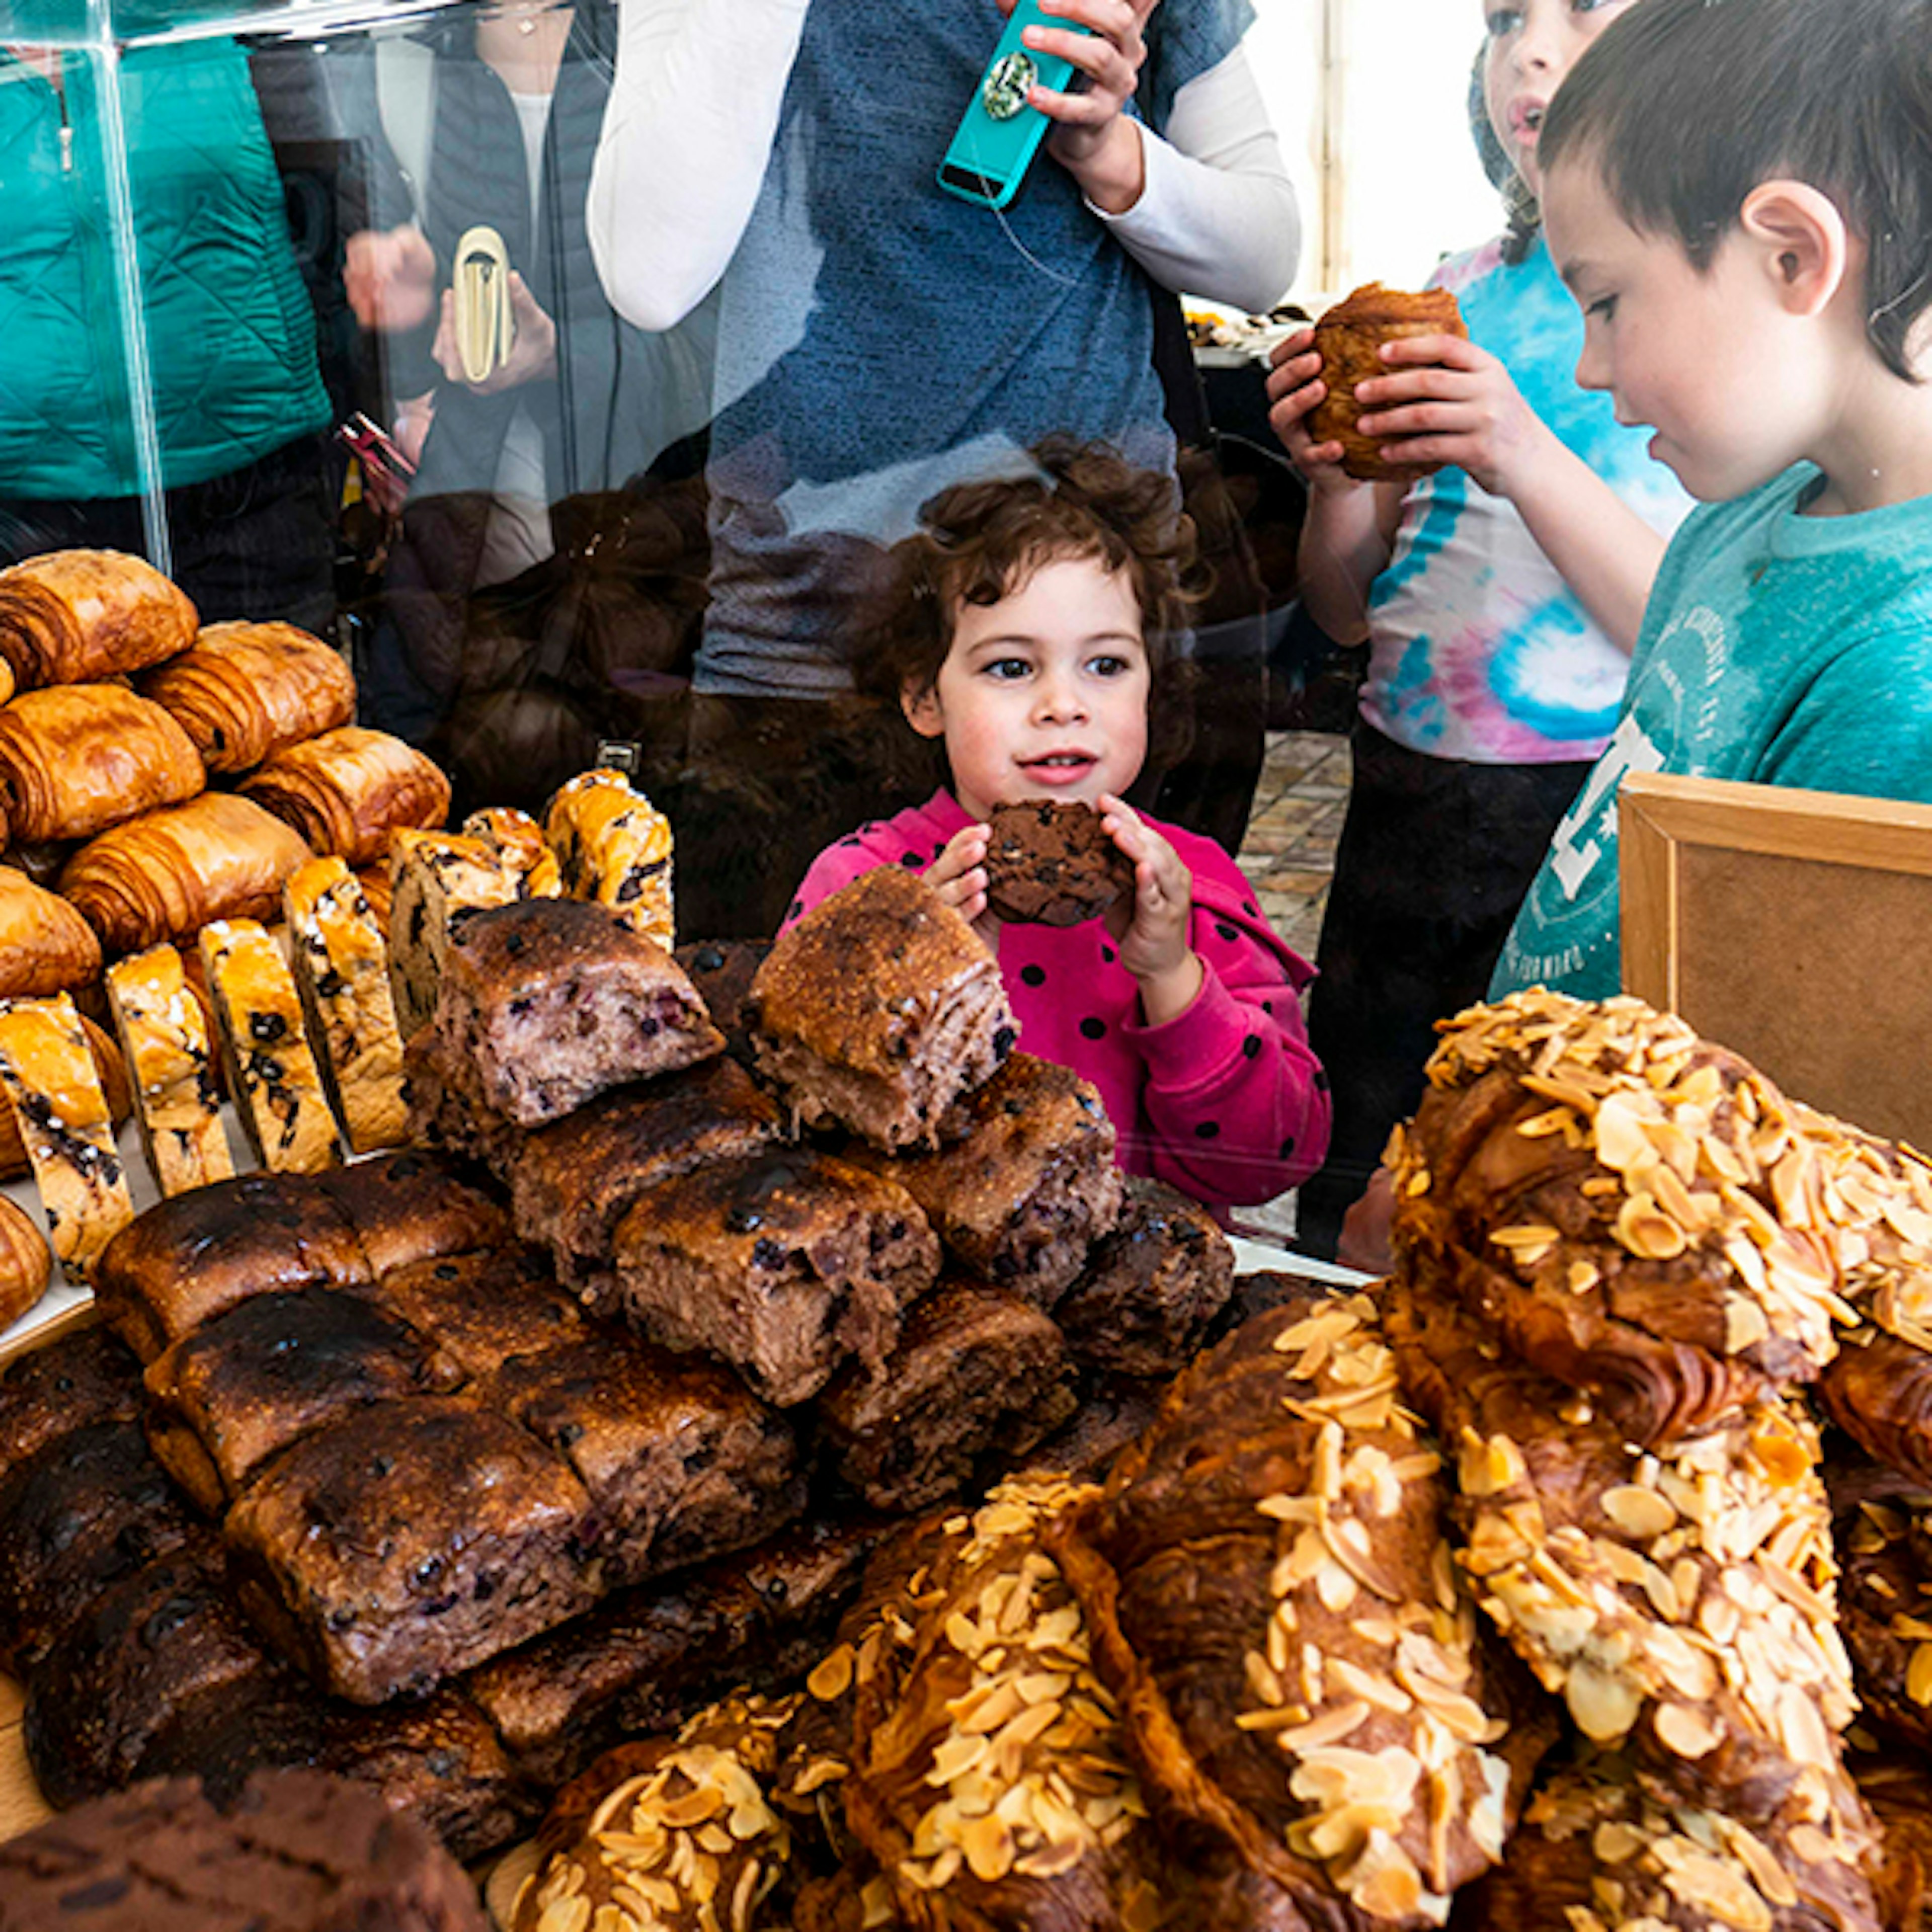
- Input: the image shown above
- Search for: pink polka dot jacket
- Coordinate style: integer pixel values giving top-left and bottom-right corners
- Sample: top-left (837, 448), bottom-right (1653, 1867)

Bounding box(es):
top-left (785, 790), bottom-right (1332, 1209)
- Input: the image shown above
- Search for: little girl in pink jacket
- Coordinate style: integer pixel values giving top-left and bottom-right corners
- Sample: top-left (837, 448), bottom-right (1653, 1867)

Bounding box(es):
top-left (785, 441), bottom-right (1330, 1209)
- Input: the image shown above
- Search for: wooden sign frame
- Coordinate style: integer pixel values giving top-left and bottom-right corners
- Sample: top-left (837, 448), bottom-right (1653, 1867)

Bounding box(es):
top-left (1620, 768), bottom-right (1932, 1147)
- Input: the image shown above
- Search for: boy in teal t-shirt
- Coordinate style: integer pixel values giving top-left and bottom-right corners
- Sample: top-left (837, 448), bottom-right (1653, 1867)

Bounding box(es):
top-left (1491, 0), bottom-right (1932, 1002)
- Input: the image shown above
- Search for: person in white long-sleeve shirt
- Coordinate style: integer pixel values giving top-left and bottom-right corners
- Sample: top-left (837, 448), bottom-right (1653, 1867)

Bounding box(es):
top-left (586, 0), bottom-right (1299, 937)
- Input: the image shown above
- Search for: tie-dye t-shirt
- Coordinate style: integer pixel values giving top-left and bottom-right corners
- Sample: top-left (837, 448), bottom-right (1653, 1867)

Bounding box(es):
top-left (1358, 234), bottom-right (1692, 766)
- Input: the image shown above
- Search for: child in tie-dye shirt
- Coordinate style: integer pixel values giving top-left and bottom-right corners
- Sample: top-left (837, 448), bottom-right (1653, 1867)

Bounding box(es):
top-left (1263, 0), bottom-right (1690, 1258)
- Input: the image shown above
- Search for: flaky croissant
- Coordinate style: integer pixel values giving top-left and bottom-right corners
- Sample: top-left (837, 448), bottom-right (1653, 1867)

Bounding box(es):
top-left (0, 548), bottom-right (197, 689)
top-left (1391, 989), bottom-right (1852, 1445)
top-left (1309, 284), bottom-right (1469, 482)
top-left (0, 862), bottom-right (101, 997)
top-left (239, 726), bottom-right (450, 869)
top-left (140, 619), bottom-right (355, 773)
top-left (0, 683), bottom-right (204, 844)
top-left (60, 792), bottom-right (313, 954)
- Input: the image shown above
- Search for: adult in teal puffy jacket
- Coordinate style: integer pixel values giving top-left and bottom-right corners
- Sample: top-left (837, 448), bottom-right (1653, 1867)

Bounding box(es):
top-left (0, 36), bottom-right (337, 630)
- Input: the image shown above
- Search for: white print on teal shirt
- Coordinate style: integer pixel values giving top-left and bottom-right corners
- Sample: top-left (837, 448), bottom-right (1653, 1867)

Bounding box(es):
top-left (1494, 602), bottom-right (1731, 997)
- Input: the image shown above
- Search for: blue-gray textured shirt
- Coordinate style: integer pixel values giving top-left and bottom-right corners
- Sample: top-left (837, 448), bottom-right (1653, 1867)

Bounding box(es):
top-left (696, 0), bottom-right (1254, 697)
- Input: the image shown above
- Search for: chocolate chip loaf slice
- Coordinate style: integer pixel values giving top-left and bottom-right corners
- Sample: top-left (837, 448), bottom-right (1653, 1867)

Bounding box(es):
top-left (607, 1146), bottom-right (940, 1406)
top-left (748, 866), bottom-right (1015, 1151)
top-left (226, 1395), bottom-right (598, 1704)
top-left (199, 919), bottom-right (341, 1176)
top-left (105, 942), bottom-right (233, 1199)
top-left (433, 898), bottom-right (723, 1130)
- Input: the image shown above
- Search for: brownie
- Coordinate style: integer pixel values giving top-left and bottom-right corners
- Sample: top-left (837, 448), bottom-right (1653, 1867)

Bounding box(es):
top-left (315, 1148), bottom-right (509, 1278)
top-left (858, 1050), bottom-right (1124, 1304)
top-left (368, 1247), bottom-right (586, 1380)
top-left (672, 937), bottom-right (770, 1067)
top-left (142, 1287), bottom-right (466, 1512)
top-left (748, 865), bottom-right (1016, 1150)
top-left (94, 1174), bottom-right (371, 1362)
top-left (818, 1277), bottom-right (1078, 1511)
top-left (0, 1323), bottom-right (144, 1485)
top-left (0, 1419), bottom-right (198, 1675)
top-left (435, 898), bottom-right (724, 1129)
top-left (317, 1687), bottom-right (541, 1866)
top-left (0, 1768), bottom-right (489, 1932)
top-left (488, 1334), bottom-right (801, 1588)
top-left (23, 1539), bottom-right (274, 1807)
top-left (225, 1396), bottom-right (598, 1704)
top-left (1053, 1174), bottom-right (1235, 1377)
top-left (465, 1515), bottom-right (880, 1788)
top-left (506, 1056), bottom-right (782, 1291)
top-left (984, 799), bottom-right (1135, 927)
top-left (607, 1146), bottom-right (941, 1406)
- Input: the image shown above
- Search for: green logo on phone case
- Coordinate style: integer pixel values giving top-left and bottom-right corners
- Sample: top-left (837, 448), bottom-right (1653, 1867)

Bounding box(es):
top-left (983, 50), bottom-right (1036, 121)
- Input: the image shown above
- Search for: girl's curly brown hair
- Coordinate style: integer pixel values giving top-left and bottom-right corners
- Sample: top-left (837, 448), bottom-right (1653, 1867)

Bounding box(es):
top-left (841, 438), bottom-right (1206, 797)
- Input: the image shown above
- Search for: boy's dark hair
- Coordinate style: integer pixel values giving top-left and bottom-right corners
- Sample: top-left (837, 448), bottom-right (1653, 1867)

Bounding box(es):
top-left (1540, 0), bottom-right (1932, 380)
top-left (846, 438), bottom-right (1204, 784)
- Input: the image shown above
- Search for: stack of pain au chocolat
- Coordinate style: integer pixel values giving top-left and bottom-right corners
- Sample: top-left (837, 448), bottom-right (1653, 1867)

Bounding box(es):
top-left (0, 547), bottom-right (450, 970)
top-left (507, 987), bottom-right (1932, 1931)
top-left (0, 863), bottom-right (1239, 1870)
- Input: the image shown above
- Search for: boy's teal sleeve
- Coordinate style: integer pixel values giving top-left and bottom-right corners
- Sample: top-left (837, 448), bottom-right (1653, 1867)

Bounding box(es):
top-left (1758, 625), bottom-right (1932, 804)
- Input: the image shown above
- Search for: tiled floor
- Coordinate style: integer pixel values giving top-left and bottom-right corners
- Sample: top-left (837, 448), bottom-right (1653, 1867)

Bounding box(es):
top-left (1238, 729), bottom-right (1351, 963)
top-left (1231, 728), bottom-right (1353, 1245)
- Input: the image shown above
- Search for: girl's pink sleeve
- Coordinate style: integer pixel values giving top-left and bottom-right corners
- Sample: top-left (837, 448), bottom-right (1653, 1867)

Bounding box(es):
top-left (781, 836), bottom-right (890, 931)
top-left (1120, 888), bottom-right (1331, 1207)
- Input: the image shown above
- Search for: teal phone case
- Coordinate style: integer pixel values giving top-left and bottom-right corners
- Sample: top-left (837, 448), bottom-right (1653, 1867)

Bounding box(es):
top-left (938, 1), bottom-right (1089, 210)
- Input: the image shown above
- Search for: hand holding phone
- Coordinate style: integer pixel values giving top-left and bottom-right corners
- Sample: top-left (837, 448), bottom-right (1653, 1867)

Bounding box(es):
top-left (938, 0), bottom-right (1093, 210)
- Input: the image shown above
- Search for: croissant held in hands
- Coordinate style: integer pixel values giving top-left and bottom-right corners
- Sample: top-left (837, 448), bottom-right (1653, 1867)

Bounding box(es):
top-left (1309, 282), bottom-right (1469, 481)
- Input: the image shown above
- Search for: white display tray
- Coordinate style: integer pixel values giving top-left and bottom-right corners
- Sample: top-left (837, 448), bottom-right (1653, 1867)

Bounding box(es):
top-left (0, 1106), bottom-right (259, 1364)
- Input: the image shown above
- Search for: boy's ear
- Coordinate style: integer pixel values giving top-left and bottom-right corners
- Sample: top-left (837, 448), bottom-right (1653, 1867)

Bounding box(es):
top-left (902, 680), bottom-right (945, 740)
top-left (1738, 180), bottom-right (1852, 318)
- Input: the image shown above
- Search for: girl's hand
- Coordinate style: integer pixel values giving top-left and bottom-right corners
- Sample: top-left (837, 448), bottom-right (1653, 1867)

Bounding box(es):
top-left (997, 0), bottom-right (1158, 213)
top-left (1098, 795), bottom-right (1201, 1024)
top-left (1351, 334), bottom-right (1559, 502)
top-left (925, 824), bottom-right (1002, 955)
top-left (1265, 328), bottom-right (1360, 497)
top-left (431, 273), bottom-right (560, 395)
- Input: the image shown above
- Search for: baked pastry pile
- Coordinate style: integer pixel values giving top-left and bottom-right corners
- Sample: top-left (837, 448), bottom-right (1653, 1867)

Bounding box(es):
top-left (0, 865), bottom-right (1240, 1868)
top-left (504, 988), bottom-right (1932, 1929)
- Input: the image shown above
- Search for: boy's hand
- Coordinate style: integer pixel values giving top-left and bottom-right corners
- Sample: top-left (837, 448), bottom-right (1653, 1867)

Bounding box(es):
top-left (1265, 328), bottom-right (1359, 495)
top-left (1098, 795), bottom-right (1202, 1025)
top-left (1351, 334), bottom-right (1559, 502)
top-left (925, 824), bottom-right (1002, 955)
